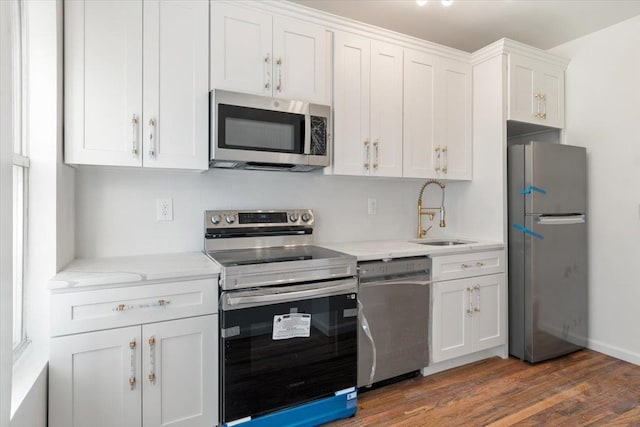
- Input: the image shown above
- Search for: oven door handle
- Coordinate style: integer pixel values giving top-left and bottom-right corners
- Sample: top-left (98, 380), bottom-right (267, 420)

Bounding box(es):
top-left (224, 280), bottom-right (356, 310)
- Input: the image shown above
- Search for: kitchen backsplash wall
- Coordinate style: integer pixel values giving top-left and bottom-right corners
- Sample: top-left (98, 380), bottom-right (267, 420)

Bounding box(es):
top-left (74, 167), bottom-right (470, 258)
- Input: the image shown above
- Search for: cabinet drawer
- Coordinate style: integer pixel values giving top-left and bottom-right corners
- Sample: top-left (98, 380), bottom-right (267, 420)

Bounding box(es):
top-left (51, 278), bottom-right (218, 337)
top-left (431, 250), bottom-right (505, 281)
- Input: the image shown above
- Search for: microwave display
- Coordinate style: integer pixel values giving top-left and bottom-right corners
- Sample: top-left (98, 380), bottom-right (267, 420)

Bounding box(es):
top-left (219, 104), bottom-right (304, 154)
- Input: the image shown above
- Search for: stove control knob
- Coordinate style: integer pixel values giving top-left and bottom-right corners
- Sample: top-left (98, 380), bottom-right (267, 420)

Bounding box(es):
top-left (289, 213), bottom-right (299, 222)
top-left (211, 215), bottom-right (221, 225)
top-left (301, 213), bottom-right (311, 223)
top-left (225, 215), bottom-right (235, 224)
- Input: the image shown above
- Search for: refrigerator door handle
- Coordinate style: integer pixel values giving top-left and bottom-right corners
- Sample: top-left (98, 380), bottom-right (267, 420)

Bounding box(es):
top-left (536, 215), bottom-right (586, 225)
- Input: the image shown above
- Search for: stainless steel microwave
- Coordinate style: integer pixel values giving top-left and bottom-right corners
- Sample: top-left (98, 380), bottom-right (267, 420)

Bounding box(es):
top-left (210, 90), bottom-right (331, 172)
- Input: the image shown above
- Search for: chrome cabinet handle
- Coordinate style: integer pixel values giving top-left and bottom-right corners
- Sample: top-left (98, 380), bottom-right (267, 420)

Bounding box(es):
top-left (467, 287), bottom-right (474, 315)
top-left (442, 146), bottom-right (448, 174)
top-left (148, 118), bottom-right (156, 157)
top-left (112, 299), bottom-right (171, 312)
top-left (363, 140), bottom-right (370, 170)
top-left (148, 336), bottom-right (156, 384)
top-left (476, 261), bottom-right (484, 267)
top-left (373, 140), bottom-right (379, 169)
top-left (129, 339), bottom-right (137, 391)
top-left (264, 53), bottom-right (271, 91)
top-left (131, 115), bottom-right (139, 156)
top-left (276, 57), bottom-right (282, 92)
top-left (461, 263), bottom-right (471, 269)
top-left (434, 146), bottom-right (441, 172)
top-left (474, 285), bottom-right (480, 312)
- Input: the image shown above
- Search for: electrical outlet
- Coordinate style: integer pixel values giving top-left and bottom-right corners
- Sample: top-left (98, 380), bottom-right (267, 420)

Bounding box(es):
top-left (157, 198), bottom-right (173, 221)
top-left (367, 198), bottom-right (377, 215)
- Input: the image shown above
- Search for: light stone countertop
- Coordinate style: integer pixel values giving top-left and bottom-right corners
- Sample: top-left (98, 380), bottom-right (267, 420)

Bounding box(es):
top-left (48, 251), bottom-right (220, 292)
top-left (48, 238), bottom-right (503, 291)
top-left (319, 238), bottom-right (504, 261)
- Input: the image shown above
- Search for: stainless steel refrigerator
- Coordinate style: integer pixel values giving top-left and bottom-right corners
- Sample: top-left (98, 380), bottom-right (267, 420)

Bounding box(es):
top-left (508, 141), bottom-right (588, 363)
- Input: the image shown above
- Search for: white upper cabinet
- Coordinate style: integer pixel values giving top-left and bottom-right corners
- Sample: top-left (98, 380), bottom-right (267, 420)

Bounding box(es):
top-left (65, 0), bottom-right (143, 167)
top-left (333, 32), bottom-right (371, 176)
top-left (370, 41), bottom-right (403, 177)
top-left (211, 3), bottom-right (272, 97)
top-left (333, 33), bottom-right (403, 177)
top-left (403, 49), bottom-right (438, 178)
top-left (402, 50), bottom-right (472, 180)
top-left (211, 2), bottom-right (328, 104)
top-left (65, 0), bottom-right (209, 170)
top-left (508, 53), bottom-right (565, 128)
top-left (438, 57), bottom-right (472, 180)
top-left (272, 16), bottom-right (327, 103)
top-left (143, 0), bottom-right (209, 170)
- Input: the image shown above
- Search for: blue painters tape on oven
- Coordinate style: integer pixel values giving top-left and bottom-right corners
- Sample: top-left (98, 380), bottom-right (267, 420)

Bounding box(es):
top-left (520, 185), bottom-right (547, 195)
top-left (223, 391), bottom-right (357, 427)
top-left (513, 224), bottom-right (544, 240)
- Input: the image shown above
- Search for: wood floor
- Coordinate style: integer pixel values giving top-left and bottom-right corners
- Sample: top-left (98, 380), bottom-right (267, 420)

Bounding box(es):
top-left (326, 350), bottom-right (640, 426)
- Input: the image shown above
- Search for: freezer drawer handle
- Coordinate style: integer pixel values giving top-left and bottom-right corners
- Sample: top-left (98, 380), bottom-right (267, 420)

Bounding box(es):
top-left (512, 224), bottom-right (544, 240)
top-left (519, 185), bottom-right (547, 195)
top-left (536, 215), bottom-right (586, 225)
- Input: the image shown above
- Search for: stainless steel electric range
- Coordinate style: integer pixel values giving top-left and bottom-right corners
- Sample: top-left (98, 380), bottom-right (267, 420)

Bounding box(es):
top-left (204, 209), bottom-right (358, 427)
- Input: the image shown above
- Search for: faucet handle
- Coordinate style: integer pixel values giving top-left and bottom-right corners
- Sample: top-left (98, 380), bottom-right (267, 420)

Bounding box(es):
top-left (420, 225), bottom-right (433, 238)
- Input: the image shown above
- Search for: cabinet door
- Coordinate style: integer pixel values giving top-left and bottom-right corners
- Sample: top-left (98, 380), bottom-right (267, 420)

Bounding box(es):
top-left (143, 0), bottom-right (209, 170)
top-left (508, 53), bottom-right (537, 124)
top-left (370, 41), bottom-right (403, 177)
top-left (65, 0), bottom-right (142, 167)
top-left (49, 327), bottom-right (142, 427)
top-left (431, 279), bottom-right (473, 363)
top-left (403, 49), bottom-right (438, 179)
top-left (438, 58), bottom-right (472, 180)
top-left (333, 31), bottom-right (371, 176)
top-left (211, 2), bottom-right (272, 96)
top-left (471, 274), bottom-right (506, 352)
top-left (273, 16), bottom-right (327, 104)
top-left (537, 63), bottom-right (565, 128)
top-left (142, 316), bottom-right (218, 427)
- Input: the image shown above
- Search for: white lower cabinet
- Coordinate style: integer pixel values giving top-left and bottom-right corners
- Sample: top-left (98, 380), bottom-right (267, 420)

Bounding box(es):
top-left (431, 273), bottom-right (505, 364)
top-left (49, 315), bottom-right (218, 427)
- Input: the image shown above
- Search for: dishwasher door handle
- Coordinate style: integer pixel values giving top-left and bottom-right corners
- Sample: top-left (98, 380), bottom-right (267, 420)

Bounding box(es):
top-left (359, 276), bottom-right (431, 288)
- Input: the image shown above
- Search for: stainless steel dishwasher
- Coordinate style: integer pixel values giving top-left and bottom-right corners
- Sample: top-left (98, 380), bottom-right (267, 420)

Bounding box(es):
top-left (357, 257), bottom-right (432, 388)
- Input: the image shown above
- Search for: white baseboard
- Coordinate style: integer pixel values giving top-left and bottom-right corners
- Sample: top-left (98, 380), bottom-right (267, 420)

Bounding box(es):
top-left (588, 339), bottom-right (640, 366)
top-left (420, 346), bottom-right (506, 377)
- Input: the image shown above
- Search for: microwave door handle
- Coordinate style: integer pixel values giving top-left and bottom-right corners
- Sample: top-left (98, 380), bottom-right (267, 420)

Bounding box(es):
top-left (303, 111), bottom-right (312, 155)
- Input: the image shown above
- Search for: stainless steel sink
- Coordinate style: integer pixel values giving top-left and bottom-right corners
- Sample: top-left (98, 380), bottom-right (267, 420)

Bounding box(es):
top-left (411, 239), bottom-right (476, 246)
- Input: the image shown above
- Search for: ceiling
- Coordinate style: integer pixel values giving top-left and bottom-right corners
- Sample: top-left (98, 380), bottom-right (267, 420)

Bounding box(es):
top-left (288, 0), bottom-right (640, 52)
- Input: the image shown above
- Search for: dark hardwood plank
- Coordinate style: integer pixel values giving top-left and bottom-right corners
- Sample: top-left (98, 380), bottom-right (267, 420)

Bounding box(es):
top-left (326, 349), bottom-right (640, 427)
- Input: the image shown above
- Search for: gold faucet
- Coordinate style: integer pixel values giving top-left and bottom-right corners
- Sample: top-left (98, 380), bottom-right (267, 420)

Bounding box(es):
top-left (417, 180), bottom-right (446, 238)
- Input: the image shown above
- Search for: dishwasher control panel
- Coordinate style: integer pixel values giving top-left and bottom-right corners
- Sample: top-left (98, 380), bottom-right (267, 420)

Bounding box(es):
top-left (358, 257), bottom-right (431, 281)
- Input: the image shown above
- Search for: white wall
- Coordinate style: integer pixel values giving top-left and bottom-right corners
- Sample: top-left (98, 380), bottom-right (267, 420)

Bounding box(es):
top-left (550, 14), bottom-right (640, 364)
top-left (74, 167), bottom-right (482, 258)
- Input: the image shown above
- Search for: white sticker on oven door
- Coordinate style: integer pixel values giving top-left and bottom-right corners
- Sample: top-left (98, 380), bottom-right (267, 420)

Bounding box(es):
top-left (272, 313), bottom-right (311, 340)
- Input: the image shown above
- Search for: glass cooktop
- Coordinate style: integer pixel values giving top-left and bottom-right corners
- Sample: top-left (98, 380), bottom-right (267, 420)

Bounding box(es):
top-left (207, 245), bottom-right (349, 268)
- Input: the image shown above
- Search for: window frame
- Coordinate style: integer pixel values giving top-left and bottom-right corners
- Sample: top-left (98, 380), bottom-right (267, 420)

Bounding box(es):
top-left (10, 0), bottom-right (29, 357)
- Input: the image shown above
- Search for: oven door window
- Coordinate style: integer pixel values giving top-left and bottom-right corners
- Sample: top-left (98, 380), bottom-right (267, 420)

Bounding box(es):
top-left (218, 104), bottom-right (304, 153)
top-left (221, 293), bottom-right (357, 423)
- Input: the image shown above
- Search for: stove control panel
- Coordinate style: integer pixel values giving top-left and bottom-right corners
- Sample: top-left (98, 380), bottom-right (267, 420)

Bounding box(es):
top-left (205, 209), bottom-right (314, 229)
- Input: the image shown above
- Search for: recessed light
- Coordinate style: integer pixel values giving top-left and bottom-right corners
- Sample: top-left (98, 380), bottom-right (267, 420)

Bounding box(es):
top-left (416, 0), bottom-right (428, 6)
top-left (441, 0), bottom-right (453, 6)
